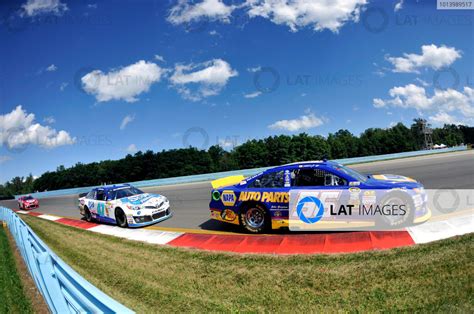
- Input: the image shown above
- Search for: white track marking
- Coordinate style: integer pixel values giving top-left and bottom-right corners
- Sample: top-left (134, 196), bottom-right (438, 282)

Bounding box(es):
top-left (17, 210), bottom-right (30, 214)
top-left (38, 214), bottom-right (61, 221)
top-left (88, 225), bottom-right (183, 245)
top-left (407, 214), bottom-right (473, 244)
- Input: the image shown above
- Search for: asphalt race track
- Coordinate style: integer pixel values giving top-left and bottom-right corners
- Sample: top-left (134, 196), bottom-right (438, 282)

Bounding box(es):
top-left (2, 150), bottom-right (473, 232)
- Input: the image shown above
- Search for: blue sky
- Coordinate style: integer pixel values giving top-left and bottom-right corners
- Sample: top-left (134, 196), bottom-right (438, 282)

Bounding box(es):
top-left (0, 0), bottom-right (473, 182)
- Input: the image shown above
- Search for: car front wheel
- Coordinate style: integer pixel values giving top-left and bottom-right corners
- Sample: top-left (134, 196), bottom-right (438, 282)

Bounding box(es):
top-left (115, 208), bottom-right (128, 228)
top-left (84, 206), bottom-right (93, 222)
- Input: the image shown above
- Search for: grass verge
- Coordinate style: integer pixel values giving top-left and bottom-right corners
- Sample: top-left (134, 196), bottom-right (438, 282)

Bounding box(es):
top-left (23, 215), bottom-right (473, 313)
top-left (0, 225), bottom-right (33, 313)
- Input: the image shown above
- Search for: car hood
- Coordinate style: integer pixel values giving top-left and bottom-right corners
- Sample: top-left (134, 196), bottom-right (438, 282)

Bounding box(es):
top-left (365, 174), bottom-right (422, 188)
top-left (119, 193), bottom-right (165, 207)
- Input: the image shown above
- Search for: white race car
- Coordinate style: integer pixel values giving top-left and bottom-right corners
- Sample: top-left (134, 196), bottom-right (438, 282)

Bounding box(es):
top-left (78, 184), bottom-right (172, 227)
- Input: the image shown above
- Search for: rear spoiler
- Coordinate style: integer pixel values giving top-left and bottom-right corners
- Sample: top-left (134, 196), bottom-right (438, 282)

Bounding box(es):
top-left (211, 175), bottom-right (245, 189)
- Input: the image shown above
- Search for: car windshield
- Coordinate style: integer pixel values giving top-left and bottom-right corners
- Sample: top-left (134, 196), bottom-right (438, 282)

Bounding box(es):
top-left (330, 164), bottom-right (367, 182)
top-left (114, 187), bottom-right (144, 199)
top-left (24, 196), bottom-right (34, 200)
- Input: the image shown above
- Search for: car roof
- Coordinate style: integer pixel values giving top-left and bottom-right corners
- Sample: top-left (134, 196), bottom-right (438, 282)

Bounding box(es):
top-left (93, 184), bottom-right (131, 192)
top-left (272, 160), bottom-right (339, 170)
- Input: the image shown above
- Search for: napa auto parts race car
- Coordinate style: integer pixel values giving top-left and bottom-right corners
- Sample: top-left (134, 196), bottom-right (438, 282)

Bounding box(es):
top-left (209, 160), bottom-right (431, 233)
top-left (78, 184), bottom-right (172, 227)
top-left (18, 195), bottom-right (39, 210)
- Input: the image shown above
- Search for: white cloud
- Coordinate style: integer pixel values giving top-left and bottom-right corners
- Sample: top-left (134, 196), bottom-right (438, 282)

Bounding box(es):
top-left (167, 0), bottom-right (368, 33)
top-left (87, 4), bottom-right (98, 9)
top-left (59, 82), bottom-right (68, 91)
top-left (218, 137), bottom-right (237, 149)
top-left (429, 111), bottom-right (462, 125)
top-left (170, 59), bottom-right (238, 101)
top-left (120, 114), bottom-right (135, 130)
top-left (247, 66), bottom-right (262, 73)
top-left (154, 54), bottom-right (165, 62)
top-left (21, 0), bottom-right (68, 17)
top-left (387, 44), bottom-right (461, 73)
top-left (126, 144), bottom-right (138, 153)
top-left (244, 91), bottom-right (262, 98)
top-left (46, 64), bottom-right (57, 72)
top-left (373, 84), bottom-right (474, 120)
top-left (0, 105), bottom-right (75, 149)
top-left (268, 112), bottom-right (324, 132)
top-left (373, 98), bottom-right (386, 108)
top-left (81, 60), bottom-right (164, 103)
top-left (246, 0), bottom-right (368, 33)
top-left (43, 116), bottom-right (55, 124)
top-left (394, 0), bottom-right (404, 12)
top-left (209, 30), bottom-right (219, 36)
top-left (415, 78), bottom-right (429, 87)
top-left (0, 155), bottom-right (12, 164)
top-left (167, 0), bottom-right (234, 25)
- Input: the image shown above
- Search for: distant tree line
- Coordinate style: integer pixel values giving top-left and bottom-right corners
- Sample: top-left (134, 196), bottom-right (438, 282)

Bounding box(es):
top-left (1, 120), bottom-right (472, 198)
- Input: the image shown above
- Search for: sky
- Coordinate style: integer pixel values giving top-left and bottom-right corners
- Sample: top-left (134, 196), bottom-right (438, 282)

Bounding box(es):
top-left (0, 0), bottom-right (473, 182)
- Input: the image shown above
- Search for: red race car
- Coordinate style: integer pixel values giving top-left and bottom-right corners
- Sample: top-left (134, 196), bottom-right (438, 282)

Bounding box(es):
top-left (18, 195), bottom-right (39, 210)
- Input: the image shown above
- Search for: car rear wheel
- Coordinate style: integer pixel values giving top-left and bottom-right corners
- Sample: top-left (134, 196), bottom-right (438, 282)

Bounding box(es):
top-left (115, 208), bottom-right (128, 228)
top-left (84, 206), bottom-right (93, 222)
top-left (240, 204), bottom-right (268, 233)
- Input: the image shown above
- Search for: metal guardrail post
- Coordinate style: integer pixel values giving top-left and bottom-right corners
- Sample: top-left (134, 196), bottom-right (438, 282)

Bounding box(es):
top-left (0, 207), bottom-right (134, 314)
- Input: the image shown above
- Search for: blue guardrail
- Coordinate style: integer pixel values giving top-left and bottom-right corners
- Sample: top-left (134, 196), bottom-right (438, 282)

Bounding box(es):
top-left (0, 207), bottom-right (134, 314)
top-left (17, 146), bottom-right (468, 200)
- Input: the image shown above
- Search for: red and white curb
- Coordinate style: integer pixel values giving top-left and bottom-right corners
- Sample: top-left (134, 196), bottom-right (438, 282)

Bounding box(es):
top-left (16, 210), bottom-right (473, 254)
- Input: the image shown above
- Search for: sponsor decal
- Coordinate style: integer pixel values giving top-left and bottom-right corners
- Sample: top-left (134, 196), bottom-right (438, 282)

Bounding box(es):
top-left (221, 190), bottom-right (237, 206)
top-left (221, 209), bottom-right (237, 221)
top-left (284, 170), bottom-right (291, 187)
top-left (349, 187), bottom-right (361, 193)
top-left (122, 193), bottom-right (154, 205)
top-left (372, 174), bottom-right (416, 182)
top-left (97, 202), bottom-right (106, 216)
top-left (239, 191), bottom-right (289, 203)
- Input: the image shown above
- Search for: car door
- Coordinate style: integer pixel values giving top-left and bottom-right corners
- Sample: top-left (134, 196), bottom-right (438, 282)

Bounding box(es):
top-left (291, 166), bottom-right (350, 221)
top-left (94, 189), bottom-right (107, 220)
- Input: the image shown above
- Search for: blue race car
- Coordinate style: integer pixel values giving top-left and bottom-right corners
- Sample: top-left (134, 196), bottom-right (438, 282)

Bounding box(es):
top-left (78, 184), bottom-right (172, 227)
top-left (209, 160), bottom-right (431, 233)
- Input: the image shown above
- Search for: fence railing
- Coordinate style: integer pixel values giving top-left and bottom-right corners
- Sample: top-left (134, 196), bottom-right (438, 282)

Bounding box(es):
top-left (16, 145), bottom-right (468, 200)
top-left (0, 207), bottom-right (134, 314)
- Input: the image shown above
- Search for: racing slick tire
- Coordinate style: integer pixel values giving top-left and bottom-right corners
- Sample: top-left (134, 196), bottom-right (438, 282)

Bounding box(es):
top-left (84, 206), bottom-right (93, 222)
top-left (18, 203), bottom-right (22, 210)
top-left (240, 203), bottom-right (269, 233)
top-left (115, 208), bottom-right (128, 228)
top-left (377, 191), bottom-right (414, 228)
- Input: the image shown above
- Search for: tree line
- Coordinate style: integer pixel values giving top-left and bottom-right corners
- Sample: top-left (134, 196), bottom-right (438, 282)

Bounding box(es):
top-left (1, 120), bottom-right (472, 198)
